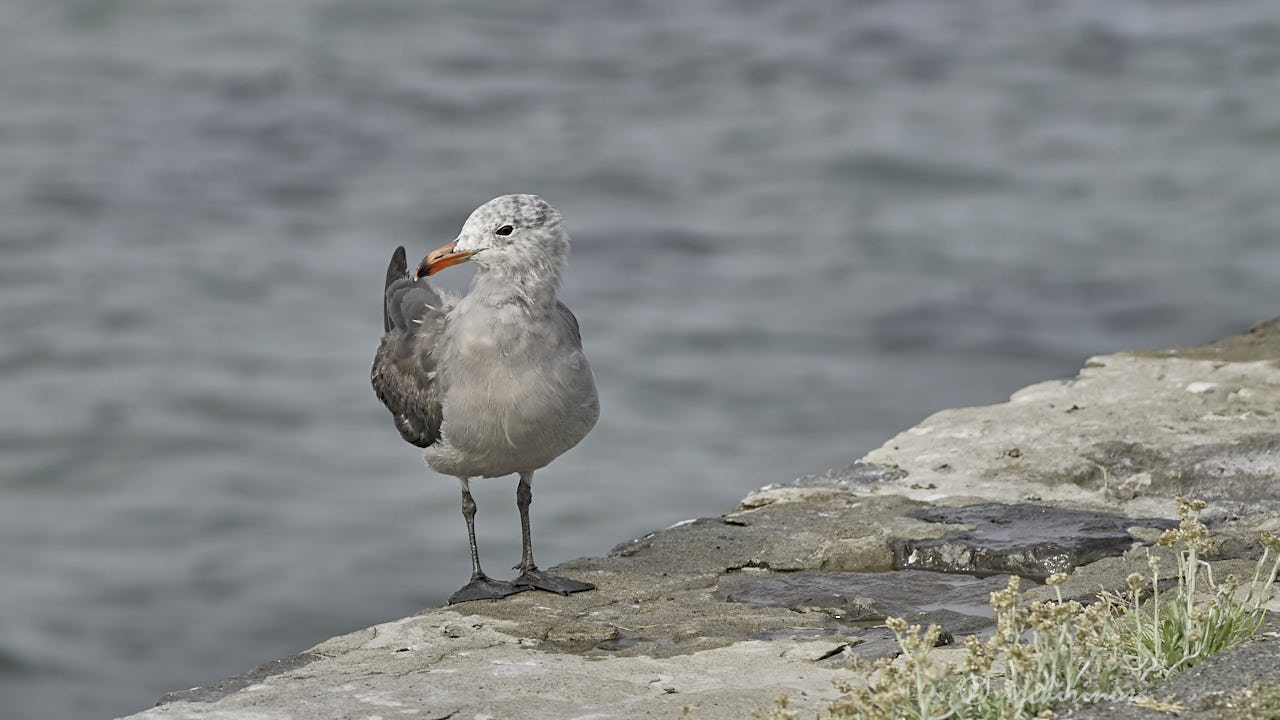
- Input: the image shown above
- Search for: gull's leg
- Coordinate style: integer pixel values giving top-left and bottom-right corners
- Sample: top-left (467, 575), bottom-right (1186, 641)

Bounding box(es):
top-left (448, 477), bottom-right (527, 604)
top-left (512, 471), bottom-right (595, 595)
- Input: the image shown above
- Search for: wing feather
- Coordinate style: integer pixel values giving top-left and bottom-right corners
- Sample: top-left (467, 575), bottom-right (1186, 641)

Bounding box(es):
top-left (371, 246), bottom-right (447, 448)
top-left (556, 301), bottom-right (583, 348)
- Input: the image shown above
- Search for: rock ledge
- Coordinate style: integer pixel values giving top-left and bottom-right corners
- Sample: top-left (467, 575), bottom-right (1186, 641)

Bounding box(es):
top-left (120, 320), bottom-right (1280, 720)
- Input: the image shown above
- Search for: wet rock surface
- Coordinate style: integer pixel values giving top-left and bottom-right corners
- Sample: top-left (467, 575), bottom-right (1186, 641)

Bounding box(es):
top-left (725, 569), bottom-right (1009, 633)
top-left (119, 322), bottom-right (1280, 720)
top-left (896, 503), bottom-right (1176, 580)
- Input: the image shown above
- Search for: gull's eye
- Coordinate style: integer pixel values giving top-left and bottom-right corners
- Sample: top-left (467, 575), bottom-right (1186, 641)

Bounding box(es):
top-left (495, 225), bottom-right (514, 236)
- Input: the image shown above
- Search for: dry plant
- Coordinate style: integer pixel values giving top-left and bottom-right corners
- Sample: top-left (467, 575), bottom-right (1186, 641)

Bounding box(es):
top-left (753, 498), bottom-right (1280, 720)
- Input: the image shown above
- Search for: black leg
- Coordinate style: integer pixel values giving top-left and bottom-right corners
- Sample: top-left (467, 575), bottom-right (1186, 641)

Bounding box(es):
top-left (511, 471), bottom-right (595, 596)
top-left (517, 472), bottom-right (536, 571)
top-left (448, 477), bottom-right (527, 604)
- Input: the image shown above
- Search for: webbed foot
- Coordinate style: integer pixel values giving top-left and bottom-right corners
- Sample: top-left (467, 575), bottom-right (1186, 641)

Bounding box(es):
top-left (447, 574), bottom-right (529, 604)
top-left (513, 568), bottom-right (595, 596)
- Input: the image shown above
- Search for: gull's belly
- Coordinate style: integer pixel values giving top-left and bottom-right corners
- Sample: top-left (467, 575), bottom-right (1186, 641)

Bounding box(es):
top-left (428, 335), bottom-right (598, 478)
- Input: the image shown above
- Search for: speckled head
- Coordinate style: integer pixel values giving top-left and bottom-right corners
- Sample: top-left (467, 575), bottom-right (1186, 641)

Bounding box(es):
top-left (417, 195), bottom-right (568, 281)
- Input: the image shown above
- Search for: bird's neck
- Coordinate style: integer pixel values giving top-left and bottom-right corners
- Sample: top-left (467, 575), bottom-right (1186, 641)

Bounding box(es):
top-left (468, 266), bottom-right (562, 312)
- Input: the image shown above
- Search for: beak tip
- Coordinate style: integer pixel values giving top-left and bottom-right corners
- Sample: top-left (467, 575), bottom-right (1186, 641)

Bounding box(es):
top-left (417, 242), bottom-right (471, 278)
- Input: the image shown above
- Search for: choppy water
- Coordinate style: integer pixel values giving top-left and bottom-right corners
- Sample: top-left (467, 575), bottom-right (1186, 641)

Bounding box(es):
top-left (2, 1), bottom-right (1279, 718)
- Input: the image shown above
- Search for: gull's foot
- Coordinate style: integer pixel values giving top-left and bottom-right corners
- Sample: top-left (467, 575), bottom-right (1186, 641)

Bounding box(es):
top-left (448, 575), bottom-right (529, 604)
top-left (513, 568), bottom-right (596, 596)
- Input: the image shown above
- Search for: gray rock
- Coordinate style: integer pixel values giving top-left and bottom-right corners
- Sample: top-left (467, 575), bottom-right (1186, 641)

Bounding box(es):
top-left (117, 321), bottom-right (1280, 720)
top-left (862, 318), bottom-right (1280, 517)
top-left (725, 569), bottom-right (1008, 630)
top-left (793, 461), bottom-right (909, 488)
top-left (156, 653), bottom-right (323, 705)
top-left (895, 503), bottom-right (1175, 580)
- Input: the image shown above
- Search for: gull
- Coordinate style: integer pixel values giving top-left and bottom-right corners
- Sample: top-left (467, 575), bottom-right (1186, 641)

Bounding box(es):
top-left (371, 194), bottom-right (600, 604)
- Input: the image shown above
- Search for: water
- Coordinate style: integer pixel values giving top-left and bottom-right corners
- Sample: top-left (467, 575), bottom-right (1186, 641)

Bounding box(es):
top-left (2, 1), bottom-right (1278, 717)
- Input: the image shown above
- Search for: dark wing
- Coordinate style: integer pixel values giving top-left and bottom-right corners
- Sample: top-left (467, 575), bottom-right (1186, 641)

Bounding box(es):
top-left (556, 301), bottom-right (583, 347)
top-left (371, 246), bottom-right (446, 448)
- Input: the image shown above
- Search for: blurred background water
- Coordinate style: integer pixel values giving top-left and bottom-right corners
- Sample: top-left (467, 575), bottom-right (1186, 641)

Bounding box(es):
top-left (2, 1), bottom-right (1279, 717)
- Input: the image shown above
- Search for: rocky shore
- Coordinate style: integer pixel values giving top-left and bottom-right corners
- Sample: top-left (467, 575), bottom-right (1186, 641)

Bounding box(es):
top-left (120, 320), bottom-right (1280, 720)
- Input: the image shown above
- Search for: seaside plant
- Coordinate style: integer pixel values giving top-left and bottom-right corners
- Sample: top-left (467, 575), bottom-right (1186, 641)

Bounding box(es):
top-left (753, 498), bottom-right (1280, 720)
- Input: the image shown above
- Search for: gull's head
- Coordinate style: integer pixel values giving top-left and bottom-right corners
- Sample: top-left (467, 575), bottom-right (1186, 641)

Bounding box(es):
top-left (416, 194), bottom-right (567, 279)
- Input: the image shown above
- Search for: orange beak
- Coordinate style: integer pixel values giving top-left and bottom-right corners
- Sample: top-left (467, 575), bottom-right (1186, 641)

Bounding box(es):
top-left (415, 240), bottom-right (476, 279)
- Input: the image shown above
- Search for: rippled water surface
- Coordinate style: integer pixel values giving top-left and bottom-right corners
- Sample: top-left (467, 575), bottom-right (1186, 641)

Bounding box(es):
top-left (3, 1), bottom-right (1279, 718)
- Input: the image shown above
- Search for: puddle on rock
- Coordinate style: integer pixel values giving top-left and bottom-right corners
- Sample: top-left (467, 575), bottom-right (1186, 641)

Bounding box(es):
top-left (894, 503), bottom-right (1176, 580)
top-left (724, 570), bottom-right (1014, 635)
top-left (592, 636), bottom-right (645, 652)
top-left (724, 571), bottom-right (1009, 663)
